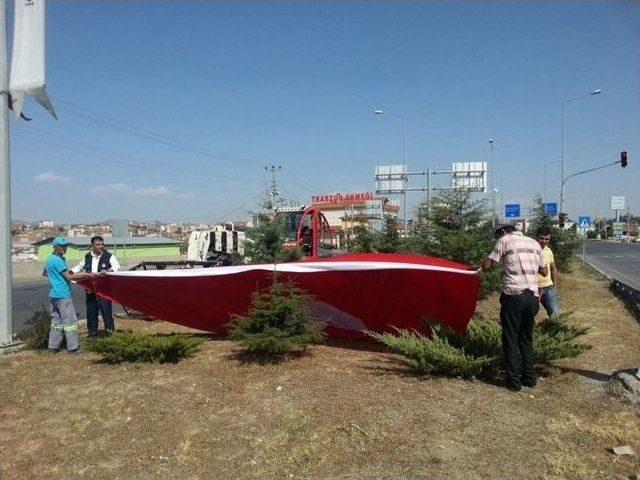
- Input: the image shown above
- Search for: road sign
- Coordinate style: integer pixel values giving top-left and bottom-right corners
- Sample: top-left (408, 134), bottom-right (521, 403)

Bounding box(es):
top-left (613, 222), bottom-right (624, 235)
top-left (505, 204), bottom-right (520, 218)
top-left (544, 202), bottom-right (558, 215)
top-left (578, 216), bottom-right (591, 229)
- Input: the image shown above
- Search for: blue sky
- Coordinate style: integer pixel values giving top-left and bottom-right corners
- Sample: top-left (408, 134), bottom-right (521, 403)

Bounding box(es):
top-left (9, 1), bottom-right (640, 223)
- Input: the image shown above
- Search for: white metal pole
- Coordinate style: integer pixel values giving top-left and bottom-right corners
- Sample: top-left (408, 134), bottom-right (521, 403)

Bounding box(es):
top-left (560, 101), bottom-right (565, 215)
top-left (490, 140), bottom-right (495, 225)
top-left (402, 116), bottom-right (407, 237)
top-left (426, 169), bottom-right (431, 217)
top-left (0, 0), bottom-right (13, 346)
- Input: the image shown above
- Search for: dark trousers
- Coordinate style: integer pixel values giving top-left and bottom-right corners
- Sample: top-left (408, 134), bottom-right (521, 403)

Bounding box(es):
top-left (499, 290), bottom-right (540, 386)
top-left (86, 293), bottom-right (114, 336)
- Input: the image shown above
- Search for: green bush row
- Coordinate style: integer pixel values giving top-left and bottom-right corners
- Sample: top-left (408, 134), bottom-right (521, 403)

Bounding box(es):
top-left (85, 332), bottom-right (203, 364)
top-left (370, 313), bottom-right (591, 379)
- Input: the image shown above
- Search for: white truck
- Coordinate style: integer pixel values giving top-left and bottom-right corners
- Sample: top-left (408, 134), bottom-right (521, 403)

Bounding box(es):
top-left (187, 222), bottom-right (246, 262)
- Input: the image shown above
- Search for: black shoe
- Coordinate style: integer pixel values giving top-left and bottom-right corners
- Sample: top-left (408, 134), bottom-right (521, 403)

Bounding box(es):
top-left (522, 378), bottom-right (537, 388)
top-left (506, 381), bottom-right (522, 392)
top-left (68, 349), bottom-right (80, 355)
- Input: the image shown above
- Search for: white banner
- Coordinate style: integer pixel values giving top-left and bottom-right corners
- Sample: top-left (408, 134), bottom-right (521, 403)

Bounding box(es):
top-left (9, 0), bottom-right (56, 120)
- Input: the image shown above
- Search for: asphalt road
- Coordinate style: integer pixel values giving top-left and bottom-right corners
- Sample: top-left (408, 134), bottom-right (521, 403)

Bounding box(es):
top-left (582, 240), bottom-right (640, 290)
top-left (12, 280), bottom-right (125, 336)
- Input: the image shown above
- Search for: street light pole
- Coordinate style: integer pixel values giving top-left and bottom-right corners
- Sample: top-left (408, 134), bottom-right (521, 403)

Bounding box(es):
top-left (489, 139), bottom-right (495, 225)
top-left (0, 0), bottom-right (13, 347)
top-left (374, 109), bottom-right (408, 236)
top-left (544, 160), bottom-right (561, 204)
top-left (560, 89), bottom-right (601, 215)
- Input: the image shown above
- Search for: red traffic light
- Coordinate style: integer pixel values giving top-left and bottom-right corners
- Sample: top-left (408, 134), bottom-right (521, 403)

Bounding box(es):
top-left (621, 151), bottom-right (628, 168)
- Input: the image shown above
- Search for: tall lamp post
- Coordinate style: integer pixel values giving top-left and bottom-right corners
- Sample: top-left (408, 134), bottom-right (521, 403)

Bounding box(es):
top-left (544, 159), bottom-right (561, 204)
top-left (0, 0), bottom-right (13, 347)
top-left (489, 139), bottom-right (495, 225)
top-left (560, 88), bottom-right (602, 215)
top-left (374, 109), bottom-right (407, 236)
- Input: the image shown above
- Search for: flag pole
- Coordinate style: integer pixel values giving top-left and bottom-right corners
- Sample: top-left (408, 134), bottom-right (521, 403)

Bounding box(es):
top-left (0, 0), bottom-right (14, 347)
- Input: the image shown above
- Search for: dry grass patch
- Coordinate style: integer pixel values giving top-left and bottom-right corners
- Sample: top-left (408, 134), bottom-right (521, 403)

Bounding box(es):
top-left (1, 261), bottom-right (639, 479)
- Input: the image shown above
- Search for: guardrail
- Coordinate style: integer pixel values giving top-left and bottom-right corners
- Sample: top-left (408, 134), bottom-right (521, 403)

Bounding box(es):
top-left (583, 256), bottom-right (640, 319)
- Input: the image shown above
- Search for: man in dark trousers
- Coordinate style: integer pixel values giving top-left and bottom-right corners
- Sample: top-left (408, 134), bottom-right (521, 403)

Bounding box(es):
top-left (72, 236), bottom-right (120, 337)
top-left (481, 224), bottom-right (548, 392)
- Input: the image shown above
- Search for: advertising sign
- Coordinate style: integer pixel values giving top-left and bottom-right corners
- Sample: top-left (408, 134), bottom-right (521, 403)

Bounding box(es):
top-left (375, 165), bottom-right (407, 194)
top-left (451, 162), bottom-right (487, 193)
top-left (610, 196), bottom-right (626, 210)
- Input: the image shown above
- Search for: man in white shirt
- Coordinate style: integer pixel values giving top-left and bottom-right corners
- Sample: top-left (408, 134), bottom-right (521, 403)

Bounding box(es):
top-left (72, 236), bottom-right (120, 337)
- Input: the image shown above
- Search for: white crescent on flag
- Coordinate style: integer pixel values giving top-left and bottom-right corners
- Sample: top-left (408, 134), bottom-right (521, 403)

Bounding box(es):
top-left (9, 0), bottom-right (57, 120)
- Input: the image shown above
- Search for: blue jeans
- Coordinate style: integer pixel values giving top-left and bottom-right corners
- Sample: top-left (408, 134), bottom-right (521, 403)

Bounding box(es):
top-left (540, 286), bottom-right (560, 317)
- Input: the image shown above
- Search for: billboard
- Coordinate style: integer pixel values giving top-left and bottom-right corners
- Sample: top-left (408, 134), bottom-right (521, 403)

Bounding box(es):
top-left (610, 196), bottom-right (626, 210)
top-left (451, 162), bottom-right (487, 192)
top-left (375, 164), bottom-right (407, 194)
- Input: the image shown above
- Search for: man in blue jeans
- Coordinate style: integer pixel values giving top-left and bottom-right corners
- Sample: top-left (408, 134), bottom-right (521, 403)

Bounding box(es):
top-left (45, 237), bottom-right (95, 353)
top-left (536, 226), bottom-right (560, 317)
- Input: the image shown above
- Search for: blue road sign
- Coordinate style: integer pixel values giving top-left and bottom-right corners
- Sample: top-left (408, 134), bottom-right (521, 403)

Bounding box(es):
top-left (544, 202), bottom-right (558, 215)
top-left (578, 216), bottom-right (591, 229)
top-left (505, 204), bottom-right (520, 218)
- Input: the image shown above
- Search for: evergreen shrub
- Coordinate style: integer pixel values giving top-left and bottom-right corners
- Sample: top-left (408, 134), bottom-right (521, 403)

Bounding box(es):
top-left (371, 313), bottom-right (590, 379)
top-left (228, 280), bottom-right (324, 354)
top-left (533, 312), bottom-right (592, 362)
top-left (85, 332), bottom-right (202, 363)
top-left (22, 306), bottom-right (52, 350)
top-left (369, 324), bottom-right (498, 378)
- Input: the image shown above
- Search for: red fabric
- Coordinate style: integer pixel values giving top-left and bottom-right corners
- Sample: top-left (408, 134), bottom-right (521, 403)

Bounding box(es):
top-left (79, 254), bottom-right (480, 339)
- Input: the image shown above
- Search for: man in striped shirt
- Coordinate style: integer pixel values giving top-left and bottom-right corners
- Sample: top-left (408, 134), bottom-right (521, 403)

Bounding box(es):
top-left (482, 224), bottom-right (548, 392)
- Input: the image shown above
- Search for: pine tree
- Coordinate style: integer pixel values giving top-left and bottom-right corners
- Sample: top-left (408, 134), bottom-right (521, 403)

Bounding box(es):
top-left (228, 280), bottom-right (325, 354)
top-left (418, 190), bottom-right (494, 265)
top-left (375, 216), bottom-right (401, 253)
top-left (349, 213), bottom-right (376, 253)
top-left (415, 190), bottom-right (500, 296)
top-left (244, 214), bottom-right (301, 264)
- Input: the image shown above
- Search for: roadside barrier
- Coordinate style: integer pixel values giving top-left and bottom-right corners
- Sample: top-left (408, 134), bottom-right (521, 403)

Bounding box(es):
top-left (581, 256), bottom-right (640, 321)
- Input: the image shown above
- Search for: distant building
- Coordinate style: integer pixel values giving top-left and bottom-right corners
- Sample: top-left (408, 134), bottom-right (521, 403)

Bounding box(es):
top-left (310, 191), bottom-right (400, 246)
top-left (34, 236), bottom-right (182, 263)
top-left (38, 220), bottom-right (55, 228)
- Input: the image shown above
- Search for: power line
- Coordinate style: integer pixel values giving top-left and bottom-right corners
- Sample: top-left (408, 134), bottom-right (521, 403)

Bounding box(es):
top-left (46, 96), bottom-right (264, 168)
top-left (11, 130), bottom-right (265, 188)
top-left (12, 138), bottom-right (256, 192)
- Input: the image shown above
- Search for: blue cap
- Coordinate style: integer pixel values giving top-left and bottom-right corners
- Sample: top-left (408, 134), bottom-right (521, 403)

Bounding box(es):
top-left (52, 236), bottom-right (71, 247)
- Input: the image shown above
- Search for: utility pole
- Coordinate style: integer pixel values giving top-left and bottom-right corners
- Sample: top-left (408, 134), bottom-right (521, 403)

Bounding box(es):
top-left (0, 0), bottom-right (13, 347)
top-left (265, 165), bottom-right (282, 211)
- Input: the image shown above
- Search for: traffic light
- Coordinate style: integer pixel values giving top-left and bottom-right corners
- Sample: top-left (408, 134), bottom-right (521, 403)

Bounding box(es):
top-left (621, 151), bottom-right (628, 168)
top-left (558, 212), bottom-right (567, 228)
